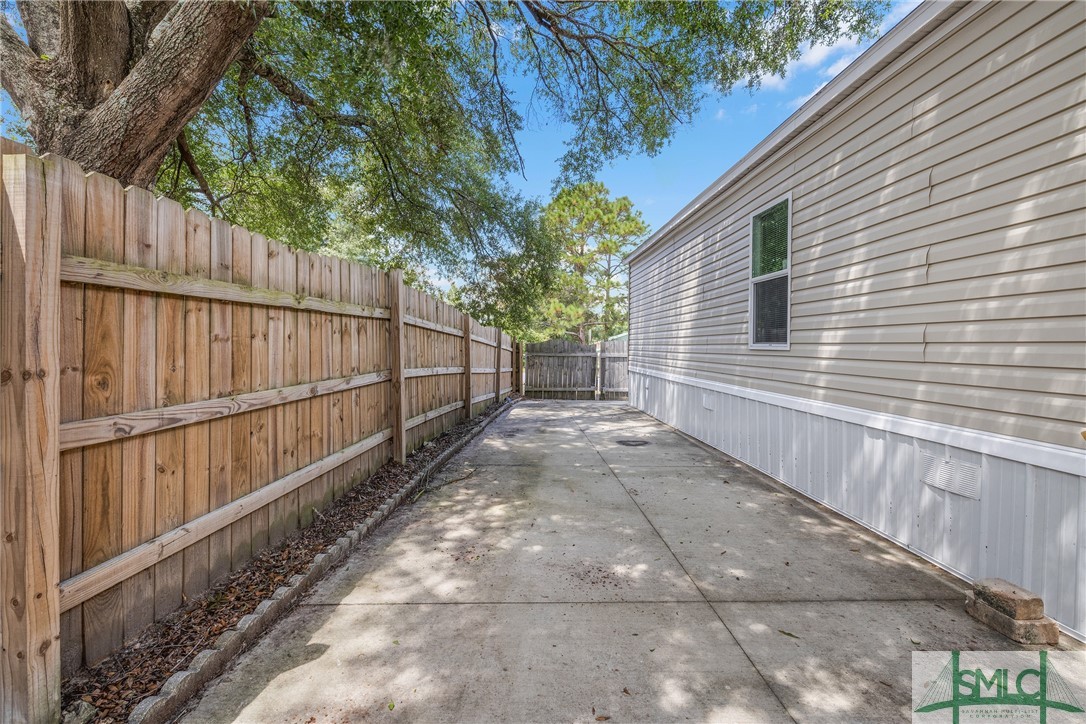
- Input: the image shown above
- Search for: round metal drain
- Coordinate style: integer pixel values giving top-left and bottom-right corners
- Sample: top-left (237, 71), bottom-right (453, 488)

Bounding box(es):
top-left (616, 439), bottom-right (649, 447)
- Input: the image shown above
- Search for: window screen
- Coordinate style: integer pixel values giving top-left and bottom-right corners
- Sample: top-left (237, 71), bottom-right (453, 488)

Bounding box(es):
top-left (752, 201), bottom-right (789, 277)
top-left (753, 275), bottom-right (788, 345)
top-left (750, 198), bottom-right (790, 347)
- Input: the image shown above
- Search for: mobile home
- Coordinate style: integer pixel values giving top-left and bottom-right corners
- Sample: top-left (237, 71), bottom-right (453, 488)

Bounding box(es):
top-left (626, 1), bottom-right (1085, 637)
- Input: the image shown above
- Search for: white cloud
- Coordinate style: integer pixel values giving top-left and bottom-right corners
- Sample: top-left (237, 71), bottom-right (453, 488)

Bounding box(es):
top-left (822, 51), bottom-right (861, 78)
top-left (757, 73), bottom-right (789, 92)
top-left (880, 0), bottom-right (923, 33)
top-left (746, 1), bottom-right (920, 97)
top-left (743, 103), bottom-right (759, 114)
top-left (787, 81), bottom-right (828, 110)
top-left (714, 108), bottom-right (728, 121)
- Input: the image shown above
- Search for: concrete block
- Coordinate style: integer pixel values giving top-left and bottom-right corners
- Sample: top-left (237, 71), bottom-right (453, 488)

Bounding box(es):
top-left (213, 630), bottom-right (243, 658)
top-left (966, 595), bottom-right (1059, 645)
top-left (973, 578), bottom-right (1044, 620)
top-left (128, 695), bottom-right (168, 724)
top-left (188, 648), bottom-right (223, 673)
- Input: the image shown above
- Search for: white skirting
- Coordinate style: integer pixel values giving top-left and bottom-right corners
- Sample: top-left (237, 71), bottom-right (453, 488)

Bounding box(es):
top-left (630, 367), bottom-right (1086, 641)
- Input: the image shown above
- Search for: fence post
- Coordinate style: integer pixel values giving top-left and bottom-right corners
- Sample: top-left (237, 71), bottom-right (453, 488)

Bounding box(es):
top-left (513, 341), bottom-right (521, 395)
top-left (1, 154), bottom-right (62, 722)
top-left (462, 315), bottom-right (473, 418)
top-left (389, 269), bottom-right (406, 463)
top-left (494, 328), bottom-right (502, 404)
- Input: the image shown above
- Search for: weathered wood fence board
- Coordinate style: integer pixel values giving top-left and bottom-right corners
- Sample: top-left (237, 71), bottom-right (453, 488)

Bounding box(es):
top-left (524, 338), bottom-right (628, 400)
top-left (0, 143), bottom-right (516, 722)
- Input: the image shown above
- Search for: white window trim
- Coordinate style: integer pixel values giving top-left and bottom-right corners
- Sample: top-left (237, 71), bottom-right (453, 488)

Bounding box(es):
top-left (748, 191), bottom-right (792, 350)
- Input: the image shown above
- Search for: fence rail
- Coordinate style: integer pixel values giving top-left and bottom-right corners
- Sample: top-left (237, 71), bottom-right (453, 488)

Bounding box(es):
top-left (0, 142), bottom-right (522, 721)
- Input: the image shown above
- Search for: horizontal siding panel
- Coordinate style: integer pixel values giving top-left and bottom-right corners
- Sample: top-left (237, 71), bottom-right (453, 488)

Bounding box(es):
top-left (789, 288), bottom-right (1086, 330)
top-left (927, 236), bottom-right (1085, 283)
top-left (791, 264), bottom-right (1084, 319)
top-left (924, 318), bottom-right (1086, 344)
top-left (926, 211), bottom-right (1084, 264)
top-left (923, 343), bottom-right (1085, 369)
top-left (633, 355), bottom-right (1085, 398)
top-left (793, 183), bottom-right (1083, 274)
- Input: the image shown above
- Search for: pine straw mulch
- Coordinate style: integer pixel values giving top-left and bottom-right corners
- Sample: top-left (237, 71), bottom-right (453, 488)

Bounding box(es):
top-left (62, 400), bottom-right (510, 723)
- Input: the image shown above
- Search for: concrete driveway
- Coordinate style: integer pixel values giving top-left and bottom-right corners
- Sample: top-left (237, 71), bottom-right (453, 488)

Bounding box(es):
top-left (183, 401), bottom-right (1026, 723)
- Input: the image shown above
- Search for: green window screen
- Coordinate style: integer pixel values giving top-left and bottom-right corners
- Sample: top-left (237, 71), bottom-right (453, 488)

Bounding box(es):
top-left (752, 200), bottom-right (789, 278)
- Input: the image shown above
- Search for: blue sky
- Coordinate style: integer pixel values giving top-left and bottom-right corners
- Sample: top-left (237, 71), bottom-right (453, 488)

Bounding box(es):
top-left (505, 1), bottom-right (919, 235)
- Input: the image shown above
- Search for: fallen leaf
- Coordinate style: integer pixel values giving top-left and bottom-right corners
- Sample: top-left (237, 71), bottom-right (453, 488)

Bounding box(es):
top-left (622, 687), bottom-right (631, 696)
top-left (388, 701), bottom-right (395, 711)
top-left (596, 717), bottom-right (611, 722)
top-left (778, 629), bottom-right (800, 639)
top-left (910, 639), bottom-right (921, 645)
top-left (392, 640), bottom-right (400, 645)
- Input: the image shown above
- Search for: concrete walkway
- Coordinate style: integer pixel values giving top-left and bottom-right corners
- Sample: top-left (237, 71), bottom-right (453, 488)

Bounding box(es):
top-left (184, 402), bottom-right (1023, 723)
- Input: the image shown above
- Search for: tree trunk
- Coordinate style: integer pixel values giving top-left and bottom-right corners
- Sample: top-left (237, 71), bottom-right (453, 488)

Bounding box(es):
top-left (2, 1), bottom-right (270, 188)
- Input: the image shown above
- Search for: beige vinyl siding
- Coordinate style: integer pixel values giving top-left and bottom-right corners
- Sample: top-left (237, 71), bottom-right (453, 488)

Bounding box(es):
top-left (629, 0), bottom-right (1086, 448)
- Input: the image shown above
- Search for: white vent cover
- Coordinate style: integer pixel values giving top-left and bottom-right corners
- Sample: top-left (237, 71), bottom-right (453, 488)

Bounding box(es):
top-left (702, 393), bottom-right (714, 411)
top-left (921, 452), bottom-right (981, 499)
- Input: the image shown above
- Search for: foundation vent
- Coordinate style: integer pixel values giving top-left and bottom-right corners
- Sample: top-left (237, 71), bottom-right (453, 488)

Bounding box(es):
top-left (921, 452), bottom-right (981, 499)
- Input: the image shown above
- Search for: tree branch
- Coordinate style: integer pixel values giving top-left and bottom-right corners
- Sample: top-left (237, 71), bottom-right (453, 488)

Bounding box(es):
top-left (16, 0), bottom-right (59, 58)
top-left (237, 45), bottom-right (376, 131)
top-left (0, 14), bottom-right (41, 111)
top-left (176, 129), bottom-right (222, 216)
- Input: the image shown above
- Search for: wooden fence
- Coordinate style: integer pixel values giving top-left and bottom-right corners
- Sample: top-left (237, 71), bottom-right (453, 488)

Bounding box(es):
top-left (524, 338), bottom-right (628, 400)
top-left (0, 142), bottom-right (521, 721)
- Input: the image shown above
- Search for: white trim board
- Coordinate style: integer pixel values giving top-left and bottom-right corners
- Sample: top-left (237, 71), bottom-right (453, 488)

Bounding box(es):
top-left (630, 366), bottom-right (1086, 477)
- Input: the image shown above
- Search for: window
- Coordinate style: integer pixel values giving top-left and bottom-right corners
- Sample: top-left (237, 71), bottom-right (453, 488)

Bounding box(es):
top-left (749, 196), bottom-right (791, 348)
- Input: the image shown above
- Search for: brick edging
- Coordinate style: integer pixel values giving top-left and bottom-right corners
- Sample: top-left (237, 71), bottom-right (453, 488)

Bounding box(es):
top-left (126, 399), bottom-right (516, 724)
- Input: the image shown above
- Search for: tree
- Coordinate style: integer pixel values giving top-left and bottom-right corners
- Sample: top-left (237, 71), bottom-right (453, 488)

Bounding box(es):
top-left (1, 1), bottom-right (886, 303)
top-left (537, 182), bottom-right (648, 343)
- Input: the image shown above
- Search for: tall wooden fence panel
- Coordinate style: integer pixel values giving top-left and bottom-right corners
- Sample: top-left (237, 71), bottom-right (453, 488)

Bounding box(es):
top-left (524, 339), bottom-right (598, 400)
top-left (0, 144), bottom-right (515, 721)
top-left (599, 338), bottom-right (629, 400)
top-left (524, 338), bottom-right (628, 400)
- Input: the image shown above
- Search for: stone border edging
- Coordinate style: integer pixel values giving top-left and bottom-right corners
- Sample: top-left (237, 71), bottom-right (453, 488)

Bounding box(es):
top-left (127, 399), bottom-right (517, 724)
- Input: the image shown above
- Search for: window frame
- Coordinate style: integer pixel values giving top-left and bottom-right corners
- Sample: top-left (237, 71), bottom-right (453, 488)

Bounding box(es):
top-left (747, 192), bottom-right (793, 351)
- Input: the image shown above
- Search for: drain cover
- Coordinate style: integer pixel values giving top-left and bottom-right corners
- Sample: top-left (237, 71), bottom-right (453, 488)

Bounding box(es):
top-left (616, 439), bottom-right (649, 447)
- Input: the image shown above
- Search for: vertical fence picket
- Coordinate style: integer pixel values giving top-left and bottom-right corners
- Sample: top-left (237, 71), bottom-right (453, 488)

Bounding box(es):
top-left (182, 210), bottom-right (211, 600)
top-left (249, 233), bottom-right (271, 554)
top-left (0, 153), bottom-right (62, 722)
top-left (82, 173), bottom-right (127, 663)
top-left (230, 226), bottom-right (253, 569)
top-left (153, 197), bottom-right (186, 619)
top-left (207, 219), bottom-right (233, 583)
top-left (389, 270), bottom-right (406, 462)
top-left (296, 252), bottom-right (315, 526)
top-left (56, 154), bottom-right (86, 676)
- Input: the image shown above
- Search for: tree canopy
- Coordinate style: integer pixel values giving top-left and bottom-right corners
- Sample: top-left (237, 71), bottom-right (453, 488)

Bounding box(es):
top-left (1, 0), bottom-right (886, 321)
top-left (535, 182), bottom-right (648, 343)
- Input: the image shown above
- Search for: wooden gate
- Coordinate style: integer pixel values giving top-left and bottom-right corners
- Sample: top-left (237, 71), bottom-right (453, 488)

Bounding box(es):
top-left (524, 338), bottom-right (628, 400)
